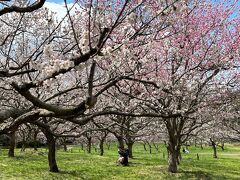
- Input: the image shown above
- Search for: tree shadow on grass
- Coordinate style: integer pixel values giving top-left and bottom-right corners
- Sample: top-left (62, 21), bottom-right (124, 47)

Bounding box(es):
top-left (179, 170), bottom-right (228, 180)
top-left (54, 170), bottom-right (87, 179)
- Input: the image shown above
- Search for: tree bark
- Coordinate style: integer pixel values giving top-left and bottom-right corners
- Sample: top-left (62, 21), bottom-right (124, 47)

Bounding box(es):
top-left (106, 143), bottom-right (110, 150)
top-left (87, 137), bottom-right (92, 153)
top-left (143, 143), bottom-right (147, 151)
top-left (177, 146), bottom-right (182, 164)
top-left (168, 150), bottom-right (178, 173)
top-left (220, 142), bottom-right (224, 151)
top-left (210, 138), bottom-right (217, 158)
top-left (63, 138), bottom-right (67, 152)
top-left (153, 143), bottom-right (159, 152)
top-left (147, 142), bottom-right (152, 154)
top-left (99, 140), bottom-right (104, 156)
top-left (116, 136), bottom-right (124, 149)
top-left (33, 130), bottom-right (38, 151)
top-left (213, 145), bottom-right (217, 158)
top-left (165, 117), bottom-right (184, 173)
top-left (44, 131), bottom-right (59, 172)
top-left (8, 132), bottom-right (15, 157)
top-left (167, 141), bottom-right (179, 173)
top-left (127, 142), bottom-right (134, 158)
top-left (21, 141), bottom-right (26, 152)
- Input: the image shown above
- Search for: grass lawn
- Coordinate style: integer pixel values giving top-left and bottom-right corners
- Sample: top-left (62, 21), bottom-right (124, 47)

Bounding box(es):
top-left (0, 143), bottom-right (240, 179)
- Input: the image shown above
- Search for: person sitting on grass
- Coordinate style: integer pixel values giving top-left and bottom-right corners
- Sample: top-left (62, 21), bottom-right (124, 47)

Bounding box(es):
top-left (118, 146), bottom-right (129, 166)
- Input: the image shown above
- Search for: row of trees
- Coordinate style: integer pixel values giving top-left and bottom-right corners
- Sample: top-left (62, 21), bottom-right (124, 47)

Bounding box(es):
top-left (0, 0), bottom-right (239, 173)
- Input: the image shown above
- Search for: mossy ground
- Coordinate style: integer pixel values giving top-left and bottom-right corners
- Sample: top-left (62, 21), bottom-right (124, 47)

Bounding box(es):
top-left (0, 143), bottom-right (239, 179)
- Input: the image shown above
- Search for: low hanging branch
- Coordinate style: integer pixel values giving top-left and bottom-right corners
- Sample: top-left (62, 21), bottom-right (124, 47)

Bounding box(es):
top-left (0, 0), bottom-right (46, 16)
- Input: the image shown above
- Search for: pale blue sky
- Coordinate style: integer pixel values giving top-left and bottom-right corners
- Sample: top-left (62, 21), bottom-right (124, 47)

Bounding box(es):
top-left (48, 0), bottom-right (73, 2)
top-left (47, 0), bottom-right (239, 18)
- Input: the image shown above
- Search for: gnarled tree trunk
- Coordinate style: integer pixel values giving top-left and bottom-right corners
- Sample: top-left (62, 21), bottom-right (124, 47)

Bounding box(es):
top-left (165, 117), bottom-right (186, 173)
top-left (43, 130), bottom-right (59, 172)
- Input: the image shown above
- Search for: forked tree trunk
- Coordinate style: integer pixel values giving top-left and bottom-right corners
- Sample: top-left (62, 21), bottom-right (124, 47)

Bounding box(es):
top-left (8, 132), bottom-right (15, 157)
top-left (210, 139), bottom-right (217, 158)
top-left (44, 131), bottom-right (59, 172)
top-left (147, 142), bottom-right (152, 154)
top-left (153, 143), bottom-right (160, 152)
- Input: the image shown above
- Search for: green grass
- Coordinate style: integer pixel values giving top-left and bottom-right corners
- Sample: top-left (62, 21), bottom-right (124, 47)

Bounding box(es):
top-left (0, 143), bottom-right (240, 179)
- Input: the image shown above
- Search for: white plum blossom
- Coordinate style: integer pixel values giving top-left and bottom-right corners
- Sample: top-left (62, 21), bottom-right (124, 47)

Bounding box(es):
top-left (127, 13), bottom-right (136, 24)
top-left (43, 44), bottom-right (54, 58)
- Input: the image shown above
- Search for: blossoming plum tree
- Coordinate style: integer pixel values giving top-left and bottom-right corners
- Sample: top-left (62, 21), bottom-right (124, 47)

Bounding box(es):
top-left (0, 0), bottom-right (239, 174)
top-left (99, 0), bottom-right (239, 173)
top-left (0, 0), bottom-right (187, 172)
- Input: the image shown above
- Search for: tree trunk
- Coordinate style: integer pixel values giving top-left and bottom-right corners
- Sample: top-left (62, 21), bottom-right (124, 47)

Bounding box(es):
top-left (117, 136), bottom-right (124, 149)
top-left (177, 146), bottom-right (182, 164)
top-left (153, 143), bottom-right (159, 152)
top-left (44, 131), bottom-right (59, 172)
top-left (21, 141), bottom-right (26, 152)
top-left (127, 142), bottom-right (134, 158)
top-left (213, 145), bottom-right (217, 158)
top-left (62, 138), bottom-right (67, 152)
top-left (167, 138), bottom-right (180, 173)
top-left (200, 140), bottom-right (203, 149)
top-left (168, 149), bottom-right (178, 173)
top-left (33, 131), bottom-right (38, 151)
top-left (210, 139), bottom-right (217, 158)
top-left (147, 142), bottom-right (152, 154)
top-left (87, 137), bottom-right (92, 153)
top-left (143, 143), bottom-right (147, 151)
top-left (63, 143), bottom-right (67, 152)
top-left (99, 140), bottom-right (104, 156)
top-left (221, 142), bottom-right (224, 151)
top-left (106, 143), bottom-right (110, 150)
top-left (8, 132), bottom-right (15, 157)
